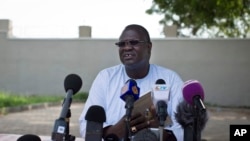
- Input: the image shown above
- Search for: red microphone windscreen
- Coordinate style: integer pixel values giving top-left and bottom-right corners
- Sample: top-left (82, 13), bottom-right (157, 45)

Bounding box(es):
top-left (182, 80), bottom-right (204, 105)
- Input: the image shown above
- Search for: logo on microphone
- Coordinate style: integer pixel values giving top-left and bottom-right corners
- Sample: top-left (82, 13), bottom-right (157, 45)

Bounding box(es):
top-left (121, 84), bottom-right (129, 94)
top-left (155, 85), bottom-right (167, 91)
top-left (57, 126), bottom-right (65, 134)
top-left (132, 86), bottom-right (139, 94)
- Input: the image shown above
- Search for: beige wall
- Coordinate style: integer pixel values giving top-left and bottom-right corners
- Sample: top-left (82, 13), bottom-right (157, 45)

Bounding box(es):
top-left (1, 30), bottom-right (250, 107)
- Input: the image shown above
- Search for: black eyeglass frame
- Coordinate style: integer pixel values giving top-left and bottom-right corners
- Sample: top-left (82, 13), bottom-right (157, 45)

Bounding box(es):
top-left (115, 40), bottom-right (147, 48)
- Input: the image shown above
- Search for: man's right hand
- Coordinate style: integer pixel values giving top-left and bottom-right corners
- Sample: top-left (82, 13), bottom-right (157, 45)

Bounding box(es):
top-left (103, 116), bottom-right (126, 139)
top-left (103, 111), bottom-right (151, 139)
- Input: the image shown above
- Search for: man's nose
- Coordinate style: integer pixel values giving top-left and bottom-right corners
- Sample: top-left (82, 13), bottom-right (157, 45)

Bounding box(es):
top-left (123, 42), bottom-right (133, 49)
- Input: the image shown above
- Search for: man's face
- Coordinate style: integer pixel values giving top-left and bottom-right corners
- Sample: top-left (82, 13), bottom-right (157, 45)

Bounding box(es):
top-left (117, 29), bottom-right (152, 69)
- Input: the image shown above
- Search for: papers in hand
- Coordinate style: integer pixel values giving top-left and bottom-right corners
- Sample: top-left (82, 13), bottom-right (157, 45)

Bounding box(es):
top-left (133, 91), bottom-right (153, 114)
top-left (133, 91), bottom-right (172, 126)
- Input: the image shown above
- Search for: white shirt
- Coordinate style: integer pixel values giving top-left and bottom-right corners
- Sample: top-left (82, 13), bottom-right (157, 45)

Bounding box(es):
top-left (79, 64), bottom-right (184, 141)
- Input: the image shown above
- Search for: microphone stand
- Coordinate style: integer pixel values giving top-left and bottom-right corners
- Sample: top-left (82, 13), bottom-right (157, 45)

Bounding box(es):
top-left (193, 104), bottom-right (205, 141)
top-left (193, 96), bottom-right (206, 141)
top-left (52, 97), bottom-right (75, 141)
top-left (124, 96), bottom-right (134, 141)
top-left (157, 101), bottom-right (167, 141)
top-left (65, 106), bottom-right (75, 141)
top-left (124, 117), bottom-right (131, 141)
top-left (159, 126), bottom-right (164, 141)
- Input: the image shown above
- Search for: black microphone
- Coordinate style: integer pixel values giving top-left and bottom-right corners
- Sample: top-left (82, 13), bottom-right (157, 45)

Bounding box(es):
top-left (120, 79), bottom-right (140, 141)
top-left (85, 105), bottom-right (106, 141)
top-left (120, 79), bottom-right (140, 119)
top-left (61, 74), bottom-right (82, 118)
top-left (175, 100), bottom-right (208, 130)
top-left (175, 100), bottom-right (208, 141)
top-left (178, 80), bottom-right (208, 141)
top-left (17, 134), bottom-right (41, 141)
top-left (151, 79), bottom-right (168, 126)
top-left (52, 74), bottom-right (82, 141)
top-left (151, 79), bottom-right (169, 141)
top-left (133, 128), bottom-right (158, 141)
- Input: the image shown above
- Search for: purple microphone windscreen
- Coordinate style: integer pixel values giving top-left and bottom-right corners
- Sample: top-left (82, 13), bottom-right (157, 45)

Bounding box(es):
top-left (182, 80), bottom-right (204, 105)
top-left (85, 105), bottom-right (106, 123)
top-left (17, 134), bottom-right (41, 141)
top-left (64, 74), bottom-right (82, 94)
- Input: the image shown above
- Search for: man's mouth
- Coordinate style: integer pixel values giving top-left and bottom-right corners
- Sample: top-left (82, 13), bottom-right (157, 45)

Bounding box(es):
top-left (125, 54), bottom-right (132, 57)
top-left (123, 53), bottom-right (134, 59)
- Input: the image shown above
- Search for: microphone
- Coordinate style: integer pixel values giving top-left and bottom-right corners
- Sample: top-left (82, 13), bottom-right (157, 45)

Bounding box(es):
top-left (175, 100), bottom-right (208, 141)
top-left (52, 74), bottom-right (82, 141)
top-left (17, 134), bottom-right (41, 141)
top-left (151, 79), bottom-right (169, 141)
top-left (85, 105), bottom-right (106, 141)
top-left (133, 128), bottom-right (158, 141)
top-left (61, 73), bottom-right (82, 118)
top-left (180, 80), bottom-right (208, 141)
top-left (175, 100), bottom-right (208, 130)
top-left (120, 79), bottom-right (140, 118)
top-left (120, 79), bottom-right (140, 141)
top-left (182, 80), bottom-right (206, 111)
top-left (151, 79), bottom-right (169, 126)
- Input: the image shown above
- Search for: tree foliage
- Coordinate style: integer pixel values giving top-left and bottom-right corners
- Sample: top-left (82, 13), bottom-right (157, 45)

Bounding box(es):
top-left (146, 0), bottom-right (250, 38)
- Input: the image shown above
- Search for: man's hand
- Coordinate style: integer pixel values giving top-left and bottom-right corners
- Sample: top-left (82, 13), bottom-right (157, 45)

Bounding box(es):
top-left (103, 116), bottom-right (126, 139)
top-left (130, 112), bottom-right (150, 134)
top-left (103, 110), bottom-right (154, 139)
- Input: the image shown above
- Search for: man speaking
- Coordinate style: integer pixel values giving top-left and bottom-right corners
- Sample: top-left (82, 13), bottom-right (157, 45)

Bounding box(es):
top-left (79, 24), bottom-right (184, 141)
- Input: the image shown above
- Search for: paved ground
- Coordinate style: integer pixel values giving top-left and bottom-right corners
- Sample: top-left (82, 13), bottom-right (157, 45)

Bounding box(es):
top-left (0, 102), bottom-right (250, 141)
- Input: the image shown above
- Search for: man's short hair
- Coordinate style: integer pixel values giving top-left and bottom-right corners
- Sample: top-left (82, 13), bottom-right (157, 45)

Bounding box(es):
top-left (122, 24), bottom-right (152, 44)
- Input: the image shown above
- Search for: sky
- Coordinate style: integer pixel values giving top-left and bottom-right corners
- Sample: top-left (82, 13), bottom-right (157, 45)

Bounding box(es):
top-left (0, 0), bottom-right (165, 38)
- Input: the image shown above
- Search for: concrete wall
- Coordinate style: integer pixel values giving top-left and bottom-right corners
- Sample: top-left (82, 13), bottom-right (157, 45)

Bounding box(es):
top-left (0, 29), bottom-right (250, 107)
top-left (150, 39), bottom-right (250, 107)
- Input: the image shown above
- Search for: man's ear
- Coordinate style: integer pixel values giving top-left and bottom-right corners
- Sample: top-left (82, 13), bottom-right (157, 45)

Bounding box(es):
top-left (148, 43), bottom-right (152, 54)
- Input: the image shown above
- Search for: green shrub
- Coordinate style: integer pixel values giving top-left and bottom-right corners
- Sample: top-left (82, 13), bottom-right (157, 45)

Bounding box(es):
top-left (0, 91), bottom-right (88, 108)
top-left (73, 92), bottom-right (89, 102)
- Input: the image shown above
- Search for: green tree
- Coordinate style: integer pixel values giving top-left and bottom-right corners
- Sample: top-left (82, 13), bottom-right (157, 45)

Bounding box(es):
top-left (146, 0), bottom-right (250, 38)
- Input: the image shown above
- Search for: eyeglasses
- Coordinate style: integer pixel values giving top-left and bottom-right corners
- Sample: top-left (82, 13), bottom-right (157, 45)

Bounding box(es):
top-left (115, 40), bottom-right (147, 48)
